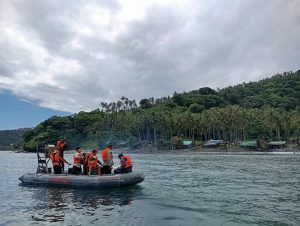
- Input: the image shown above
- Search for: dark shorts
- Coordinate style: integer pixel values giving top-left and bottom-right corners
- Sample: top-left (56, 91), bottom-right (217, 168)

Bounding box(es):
top-left (59, 152), bottom-right (64, 170)
top-left (53, 165), bottom-right (62, 174)
top-left (102, 166), bottom-right (112, 174)
top-left (72, 166), bottom-right (82, 175)
top-left (83, 165), bottom-right (88, 175)
top-left (89, 167), bottom-right (99, 175)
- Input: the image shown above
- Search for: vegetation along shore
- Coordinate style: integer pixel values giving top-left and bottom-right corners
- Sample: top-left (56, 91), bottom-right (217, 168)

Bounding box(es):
top-left (1, 71), bottom-right (300, 153)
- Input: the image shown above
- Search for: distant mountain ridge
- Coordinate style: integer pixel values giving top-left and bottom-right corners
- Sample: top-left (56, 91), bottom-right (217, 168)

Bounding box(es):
top-left (0, 128), bottom-right (31, 150)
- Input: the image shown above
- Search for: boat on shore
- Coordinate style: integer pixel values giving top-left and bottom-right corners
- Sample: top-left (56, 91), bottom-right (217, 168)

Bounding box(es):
top-left (19, 172), bottom-right (145, 188)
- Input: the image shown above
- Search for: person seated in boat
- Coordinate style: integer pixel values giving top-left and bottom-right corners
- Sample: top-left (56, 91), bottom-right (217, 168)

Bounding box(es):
top-left (83, 151), bottom-right (95, 175)
top-left (101, 144), bottom-right (113, 174)
top-left (49, 149), bottom-right (70, 174)
top-left (114, 153), bottom-right (133, 174)
top-left (87, 149), bottom-right (102, 176)
top-left (72, 147), bottom-right (85, 175)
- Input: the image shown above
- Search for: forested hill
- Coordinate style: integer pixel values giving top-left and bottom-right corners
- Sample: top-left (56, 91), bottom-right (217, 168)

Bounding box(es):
top-left (0, 128), bottom-right (30, 150)
top-left (220, 71), bottom-right (300, 110)
top-left (171, 71), bottom-right (300, 112)
top-left (22, 70), bottom-right (300, 151)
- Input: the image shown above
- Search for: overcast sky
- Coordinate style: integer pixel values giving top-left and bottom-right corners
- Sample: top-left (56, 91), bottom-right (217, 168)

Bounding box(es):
top-left (0, 0), bottom-right (299, 113)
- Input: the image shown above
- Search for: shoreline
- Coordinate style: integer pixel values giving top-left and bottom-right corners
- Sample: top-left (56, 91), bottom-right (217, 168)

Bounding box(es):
top-left (121, 147), bottom-right (300, 155)
top-left (5, 147), bottom-right (300, 155)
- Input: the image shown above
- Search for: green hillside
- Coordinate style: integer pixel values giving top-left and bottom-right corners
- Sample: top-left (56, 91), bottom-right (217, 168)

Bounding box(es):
top-left (22, 70), bottom-right (300, 151)
top-left (171, 71), bottom-right (300, 111)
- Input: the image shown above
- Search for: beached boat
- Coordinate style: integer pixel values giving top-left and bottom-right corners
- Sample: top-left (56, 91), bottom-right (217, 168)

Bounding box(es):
top-left (19, 172), bottom-right (145, 188)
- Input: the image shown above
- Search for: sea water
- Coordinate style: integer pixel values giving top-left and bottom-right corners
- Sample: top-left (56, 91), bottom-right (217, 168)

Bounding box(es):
top-left (0, 152), bottom-right (299, 225)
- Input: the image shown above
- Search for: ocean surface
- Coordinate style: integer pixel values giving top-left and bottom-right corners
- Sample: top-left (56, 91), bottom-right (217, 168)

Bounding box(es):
top-left (0, 151), bottom-right (299, 226)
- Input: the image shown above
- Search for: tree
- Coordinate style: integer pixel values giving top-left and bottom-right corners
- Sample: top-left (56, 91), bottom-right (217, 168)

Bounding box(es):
top-left (140, 99), bottom-right (151, 109)
top-left (189, 103), bottom-right (204, 113)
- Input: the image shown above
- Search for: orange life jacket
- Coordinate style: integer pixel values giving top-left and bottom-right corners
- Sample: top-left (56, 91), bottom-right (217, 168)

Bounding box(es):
top-left (56, 140), bottom-right (66, 151)
top-left (87, 152), bottom-right (98, 168)
top-left (73, 153), bottom-right (82, 164)
top-left (102, 148), bottom-right (112, 161)
top-left (122, 155), bottom-right (133, 169)
top-left (50, 152), bottom-right (62, 166)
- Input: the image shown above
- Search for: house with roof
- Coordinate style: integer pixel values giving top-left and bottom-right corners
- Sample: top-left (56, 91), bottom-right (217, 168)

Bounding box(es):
top-left (203, 139), bottom-right (223, 148)
top-left (183, 140), bottom-right (193, 148)
top-left (240, 140), bottom-right (258, 149)
top-left (268, 141), bottom-right (287, 149)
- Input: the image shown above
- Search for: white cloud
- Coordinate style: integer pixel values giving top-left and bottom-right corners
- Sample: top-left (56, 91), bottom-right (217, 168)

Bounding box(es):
top-left (0, 0), bottom-right (299, 112)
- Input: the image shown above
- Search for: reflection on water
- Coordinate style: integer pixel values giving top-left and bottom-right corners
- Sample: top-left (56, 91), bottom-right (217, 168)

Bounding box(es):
top-left (29, 186), bottom-right (143, 223)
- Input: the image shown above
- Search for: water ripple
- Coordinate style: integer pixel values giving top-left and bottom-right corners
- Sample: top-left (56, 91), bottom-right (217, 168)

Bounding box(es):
top-left (0, 152), bottom-right (299, 225)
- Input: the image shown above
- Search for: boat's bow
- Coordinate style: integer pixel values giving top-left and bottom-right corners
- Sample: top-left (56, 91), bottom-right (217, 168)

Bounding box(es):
top-left (18, 175), bottom-right (24, 182)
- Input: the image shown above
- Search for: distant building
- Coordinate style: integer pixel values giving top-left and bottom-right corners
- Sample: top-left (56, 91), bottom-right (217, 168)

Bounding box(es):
top-left (240, 140), bottom-right (257, 149)
top-left (268, 141), bottom-right (287, 149)
top-left (183, 140), bottom-right (193, 148)
top-left (204, 140), bottom-right (223, 148)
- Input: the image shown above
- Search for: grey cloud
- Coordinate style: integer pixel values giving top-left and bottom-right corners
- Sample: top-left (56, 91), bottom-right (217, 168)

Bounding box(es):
top-left (0, 0), bottom-right (299, 112)
top-left (12, 0), bottom-right (74, 52)
top-left (119, 0), bottom-right (300, 91)
top-left (12, 0), bottom-right (121, 52)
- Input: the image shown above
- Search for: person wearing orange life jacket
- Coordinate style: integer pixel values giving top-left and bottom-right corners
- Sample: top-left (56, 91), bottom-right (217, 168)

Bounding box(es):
top-left (82, 151), bottom-right (96, 175)
top-left (56, 138), bottom-right (67, 171)
top-left (72, 147), bottom-right (84, 175)
top-left (114, 153), bottom-right (133, 174)
top-left (49, 149), bottom-right (70, 174)
top-left (101, 144), bottom-right (113, 174)
top-left (87, 149), bottom-right (102, 176)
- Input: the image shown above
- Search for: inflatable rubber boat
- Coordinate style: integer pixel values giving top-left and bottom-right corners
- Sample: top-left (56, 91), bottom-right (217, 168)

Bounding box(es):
top-left (19, 172), bottom-right (145, 188)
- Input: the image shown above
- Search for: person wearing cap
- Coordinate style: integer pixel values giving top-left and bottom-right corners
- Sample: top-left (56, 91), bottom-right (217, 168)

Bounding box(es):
top-left (101, 144), bottom-right (113, 174)
top-left (72, 147), bottom-right (84, 175)
top-left (114, 153), bottom-right (133, 174)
